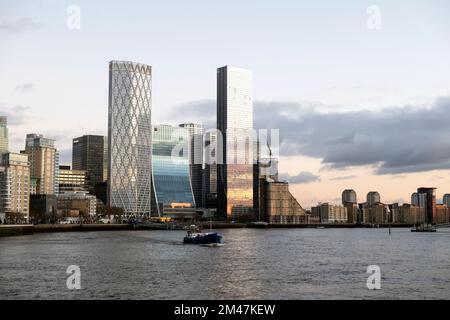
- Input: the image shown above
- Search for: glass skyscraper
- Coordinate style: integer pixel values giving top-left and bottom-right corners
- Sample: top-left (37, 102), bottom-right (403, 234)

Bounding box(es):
top-left (108, 61), bottom-right (152, 217)
top-left (0, 116), bottom-right (8, 155)
top-left (72, 135), bottom-right (108, 193)
top-left (217, 65), bottom-right (254, 220)
top-left (179, 123), bottom-right (203, 208)
top-left (151, 125), bottom-right (195, 216)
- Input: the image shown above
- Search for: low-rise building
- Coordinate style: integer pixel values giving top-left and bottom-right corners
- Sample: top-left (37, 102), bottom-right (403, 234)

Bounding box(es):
top-left (57, 191), bottom-right (96, 218)
top-left (265, 181), bottom-right (306, 224)
top-left (311, 203), bottom-right (348, 223)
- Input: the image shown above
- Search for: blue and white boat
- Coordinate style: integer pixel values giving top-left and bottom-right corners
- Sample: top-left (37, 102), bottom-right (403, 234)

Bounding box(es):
top-left (183, 225), bottom-right (223, 245)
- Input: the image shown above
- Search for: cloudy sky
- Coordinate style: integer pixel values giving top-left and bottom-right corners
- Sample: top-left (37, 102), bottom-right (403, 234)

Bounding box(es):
top-left (1, 0), bottom-right (450, 207)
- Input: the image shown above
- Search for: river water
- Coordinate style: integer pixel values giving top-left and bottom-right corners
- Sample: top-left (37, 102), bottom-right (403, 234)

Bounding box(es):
top-left (1, 228), bottom-right (449, 299)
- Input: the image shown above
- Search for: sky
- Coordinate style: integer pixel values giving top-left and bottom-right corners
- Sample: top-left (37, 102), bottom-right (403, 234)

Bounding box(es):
top-left (1, 0), bottom-right (450, 208)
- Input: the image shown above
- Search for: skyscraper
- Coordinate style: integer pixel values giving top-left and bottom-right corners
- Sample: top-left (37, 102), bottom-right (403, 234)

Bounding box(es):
top-left (0, 116), bottom-right (8, 155)
top-left (217, 65), bottom-right (254, 220)
top-left (108, 60), bottom-right (152, 217)
top-left (151, 125), bottom-right (195, 216)
top-left (22, 134), bottom-right (58, 195)
top-left (72, 135), bottom-right (108, 193)
top-left (179, 123), bottom-right (203, 208)
top-left (417, 187), bottom-right (436, 224)
top-left (342, 189), bottom-right (357, 204)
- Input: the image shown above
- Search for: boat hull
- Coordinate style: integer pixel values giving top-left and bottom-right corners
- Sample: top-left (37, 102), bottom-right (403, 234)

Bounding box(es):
top-left (183, 232), bottom-right (223, 245)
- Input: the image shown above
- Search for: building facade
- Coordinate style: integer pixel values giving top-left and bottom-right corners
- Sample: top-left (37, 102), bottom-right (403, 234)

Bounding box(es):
top-left (179, 123), bottom-right (204, 208)
top-left (311, 203), bottom-right (348, 223)
top-left (265, 181), bottom-right (306, 224)
top-left (366, 191), bottom-right (381, 206)
top-left (58, 165), bottom-right (88, 192)
top-left (72, 135), bottom-right (108, 194)
top-left (22, 134), bottom-right (58, 195)
top-left (217, 65), bottom-right (254, 220)
top-left (108, 60), bottom-right (152, 217)
top-left (151, 125), bottom-right (195, 216)
top-left (416, 187), bottom-right (436, 224)
top-left (57, 191), bottom-right (97, 218)
top-left (0, 153), bottom-right (30, 223)
top-left (0, 116), bottom-right (8, 155)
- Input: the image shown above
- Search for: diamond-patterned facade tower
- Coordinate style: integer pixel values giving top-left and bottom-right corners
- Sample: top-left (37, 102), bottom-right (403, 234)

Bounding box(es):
top-left (108, 61), bottom-right (152, 217)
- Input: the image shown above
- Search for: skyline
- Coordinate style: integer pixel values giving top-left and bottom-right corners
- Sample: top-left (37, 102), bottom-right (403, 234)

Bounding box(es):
top-left (1, 0), bottom-right (450, 207)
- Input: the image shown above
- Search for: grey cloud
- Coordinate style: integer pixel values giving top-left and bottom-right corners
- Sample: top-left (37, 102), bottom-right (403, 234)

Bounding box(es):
top-left (0, 17), bottom-right (42, 33)
top-left (15, 83), bottom-right (35, 93)
top-left (279, 171), bottom-right (321, 184)
top-left (164, 95), bottom-right (450, 175)
top-left (1, 105), bottom-right (32, 125)
top-left (254, 96), bottom-right (450, 175)
top-left (330, 175), bottom-right (357, 181)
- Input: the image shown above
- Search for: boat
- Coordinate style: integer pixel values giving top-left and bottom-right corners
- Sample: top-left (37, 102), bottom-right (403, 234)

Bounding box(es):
top-left (411, 224), bottom-right (436, 232)
top-left (183, 225), bottom-right (223, 245)
top-left (247, 221), bottom-right (269, 228)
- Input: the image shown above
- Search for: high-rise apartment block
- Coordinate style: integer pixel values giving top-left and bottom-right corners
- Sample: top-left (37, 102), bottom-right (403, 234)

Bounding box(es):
top-left (0, 152), bottom-right (30, 222)
top-left (22, 134), bottom-right (58, 195)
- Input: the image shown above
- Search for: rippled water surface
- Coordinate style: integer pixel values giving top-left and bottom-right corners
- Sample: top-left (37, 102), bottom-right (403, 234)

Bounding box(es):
top-left (1, 228), bottom-right (449, 299)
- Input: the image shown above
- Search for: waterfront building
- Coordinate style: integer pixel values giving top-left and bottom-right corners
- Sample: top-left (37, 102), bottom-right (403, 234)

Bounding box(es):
top-left (22, 134), bottom-right (58, 195)
top-left (265, 181), bottom-right (306, 224)
top-left (57, 191), bottom-right (97, 219)
top-left (311, 203), bottom-right (348, 223)
top-left (342, 189), bottom-right (359, 223)
top-left (151, 125), bottom-right (196, 217)
top-left (72, 135), bottom-right (108, 194)
top-left (443, 194), bottom-right (450, 207)
top-left (435, 204), bottom-right (450, 224)
top-left (58, 165), bottom-right (88, 192)
top-left (179, 123), bottom-right (204, 208)
top-left (342, 189), bottom-right (357, 204)
top-left (367, 191), bottom-right (381, 206)
top-left (0, 153), bottom-right (30, 223)
top-left (0, 116), bottom-right (8, 155)
top-left (217, 65), bottom-right (254, 220)
top-left (361, 202), bottom-right (389, 224)
top-left (29, 194), bottom-right (57, 224)
top-left (108, 60), bottom-right (152, 217)
top-left (389, 203), bottom-right (424, 224)
top-left (416, 187), bottom-right (437, 224)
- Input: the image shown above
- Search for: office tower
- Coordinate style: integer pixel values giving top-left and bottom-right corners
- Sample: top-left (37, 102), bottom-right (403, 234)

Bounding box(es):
top-left (0, 153), bottom-right (30, 222)
top-left (23, 134), bottom-right (58, 195)
top-left (72, 135), bottom-right (108, 193)
top-left (417, 187), bottom-right (436, 224)
top-left (179, 123), bottom-right (204, 208)
top-left (58, 165), bottom-right (88, 192)
top-left (151, 125), bottom-right (195, 216)
top-left (108, 60), bottom-right (152, 216)
top-left (217, 65), bottom-right (254, 220)
top-left (0, 116), bottom-right (8, 155)
top-left (367, 191), bottom-right (381, 206)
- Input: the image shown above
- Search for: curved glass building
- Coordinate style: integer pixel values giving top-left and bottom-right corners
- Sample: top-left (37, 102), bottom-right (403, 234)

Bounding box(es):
top-left (108, 61), bottom-right (152, 217)
top-left (151, 125), bottom-right (195, 216)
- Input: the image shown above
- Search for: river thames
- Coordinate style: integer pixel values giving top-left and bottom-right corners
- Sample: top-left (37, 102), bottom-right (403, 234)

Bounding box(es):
top-left (1, 228), bottom-right (449, 299)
